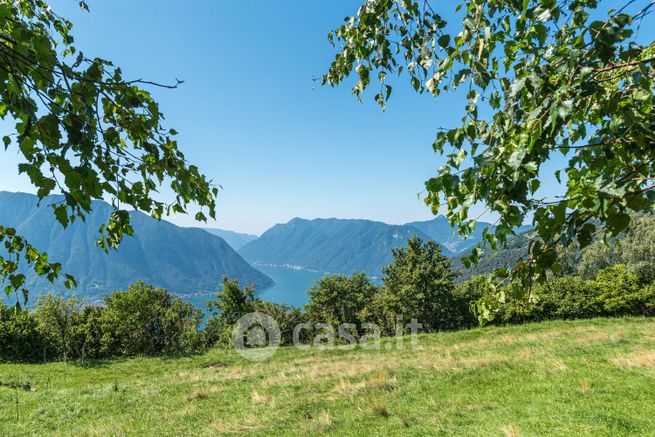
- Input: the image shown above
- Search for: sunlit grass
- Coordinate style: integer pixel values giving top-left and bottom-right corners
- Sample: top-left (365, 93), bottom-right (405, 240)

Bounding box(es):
top-left (1, 317), bottom-right (655, 436)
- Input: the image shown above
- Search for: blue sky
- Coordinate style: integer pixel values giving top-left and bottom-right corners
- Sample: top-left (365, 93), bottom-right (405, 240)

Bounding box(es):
top-left (0, 0), bottom-right (569, 234)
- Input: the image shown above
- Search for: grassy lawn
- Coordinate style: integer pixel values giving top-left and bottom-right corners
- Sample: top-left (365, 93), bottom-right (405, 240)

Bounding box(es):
top-left (1, 317), bottom-right (655, 436)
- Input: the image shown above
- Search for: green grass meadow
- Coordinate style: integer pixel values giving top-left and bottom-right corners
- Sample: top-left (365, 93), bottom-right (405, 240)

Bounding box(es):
top-left (1, 317), bottom-right (655, 436)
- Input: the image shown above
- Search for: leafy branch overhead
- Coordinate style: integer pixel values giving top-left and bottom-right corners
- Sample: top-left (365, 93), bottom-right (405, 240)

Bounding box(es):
top-left (324, 0), bottom-right (655, 317)
top-left (0, 1), bottom-right (218, 302)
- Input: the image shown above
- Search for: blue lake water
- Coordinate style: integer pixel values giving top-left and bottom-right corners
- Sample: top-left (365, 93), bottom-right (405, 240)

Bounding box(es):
top-left (255, 265), bottom-right (326, 308)
top-left (3, 265), bottom-right (325, 312)
top-left (180, 265), bottom-right (325, 311)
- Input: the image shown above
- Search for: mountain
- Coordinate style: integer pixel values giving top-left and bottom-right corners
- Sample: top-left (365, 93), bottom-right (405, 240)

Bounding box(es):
top-left (0, 192), bottom-right (273, 301)
top-left (201, 228), bottom-right (258, 251)
top-left (405, 216), bottom-right (494, 253)
top-left (451, 233), bottom-right (531, 282)
top-left (238, 218), bottom-right (440, 276)
top-left (407, 217), bottom-right (532, 254)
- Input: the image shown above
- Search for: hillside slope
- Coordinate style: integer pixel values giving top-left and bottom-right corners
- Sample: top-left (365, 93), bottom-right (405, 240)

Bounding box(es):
top-left (238, 218), bottom-right (440, 276)
top-left (405, 216), bottom-right (494, 253)
top-left (452, 233), bottom-right (532, 282)
top-left (1, 317), bottom-right (654, 436)
top-left (201, 228), bottom-right (258, 250)
top-left (0, 192), bottom-right (273, 300)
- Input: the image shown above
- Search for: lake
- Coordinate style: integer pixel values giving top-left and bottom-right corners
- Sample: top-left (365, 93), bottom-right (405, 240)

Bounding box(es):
top-left (180, 265), bottom-right (325, 311)
top-left (3, 265), bottom-right (325, 313)
top-left (255, 265), bottom-right (325, 308)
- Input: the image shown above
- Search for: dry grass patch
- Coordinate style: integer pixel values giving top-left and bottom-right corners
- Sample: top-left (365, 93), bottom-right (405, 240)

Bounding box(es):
top-left (370, 400), bottom-right (390, 418)
top-left (303, 360), bottom-right (385, 380)
top-left (417, 351), bottom-right (507, 371)
top-left (546, 356), bottom-right (568, 372)
top-left (580, 379), bottom-right (592, 395)
top-left (612, 349), bottom-right (655, 369)
top-left (211, 415), bottom-right (259, 434)
top-left (366, 371), bottom-right (397, 392)
top-left (82, 420), bottom-right (127, 437)
top-left (495, 326), bottom-right (593, 347)
top-left (333, 378), bottom-right (367, 395)
top-left (251, 390), bottom-right (274, 404)
top-left (264, 370), bottom-right (291, 386)
top-left (501, 423), bottom-right (522, 437)
top-left (315, 410), bottom-right (333, 427)
top-left (573, 330), bottom-right (626, 346)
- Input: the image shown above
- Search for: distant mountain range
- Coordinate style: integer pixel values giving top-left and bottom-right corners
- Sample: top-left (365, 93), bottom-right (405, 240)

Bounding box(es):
top-left (238, 217), bottom-right (455, 277)
top-left (0, 192), bottom-right (273, 302)
top-left (0, 190), bottom-right (529, 303)
top-left (238, 216), bottom-right (529, 277)
top-left (406, 216), bottom-right (494, 254)
top-left (201, 228), bottom-right (258, 250)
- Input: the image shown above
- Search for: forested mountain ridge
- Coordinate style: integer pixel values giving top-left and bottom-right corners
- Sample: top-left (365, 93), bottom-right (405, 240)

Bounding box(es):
top-left (239, 217), bottom-right (447, 276)
top-left (0, 192), bottom-right (273, 302)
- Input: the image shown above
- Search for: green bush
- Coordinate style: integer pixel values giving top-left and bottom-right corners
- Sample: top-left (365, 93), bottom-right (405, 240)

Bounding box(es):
top-left (460, 265), bottom-right (655, 327)
top-left (0, 301), bottom-right (50, 362)
top-left (592, 265), bottom-right (655, 317)
top-left (638, 283), bottom-right (655, 317)
top-left (253, 300), bottom-right (305, 346)
top-left (34, 294), bottom-right (86, 360)
top-left (453, 275), bottom-right (492, 328)
top-left (538, 277), bottom-right (603, 320)
top-left (101, 282), bottom-right (204, 356)
top-left (204, 277), bottom-right (306, 347)
top-left (76, 305), bottom-right (106, 360)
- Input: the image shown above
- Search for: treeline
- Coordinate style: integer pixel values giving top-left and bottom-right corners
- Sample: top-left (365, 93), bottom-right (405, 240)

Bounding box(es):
top-left (0, 283), bottom-right (204, 362)
top-left (454, 216), bottom-right (655, 283)
top-left (2, 217), bottom-right (654, 362)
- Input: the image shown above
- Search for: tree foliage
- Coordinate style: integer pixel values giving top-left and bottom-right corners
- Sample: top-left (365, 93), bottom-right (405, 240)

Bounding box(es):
top-left (0, 1), bottom-right (217, 302)
top-left (304, 273), bottom-right (377, 335)
top-left (324, 0), bottom-right (655, 319)
top-left (380, 236), bottom-right (460, 331)
top-left (98, 282), bottom-right (204, 356)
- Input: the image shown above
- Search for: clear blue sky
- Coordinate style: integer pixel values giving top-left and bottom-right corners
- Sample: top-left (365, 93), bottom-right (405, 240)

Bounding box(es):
top-left (0, 0), bottom-right (567, 234)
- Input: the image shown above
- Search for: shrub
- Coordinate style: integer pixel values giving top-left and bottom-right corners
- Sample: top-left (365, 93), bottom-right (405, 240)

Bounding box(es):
top-left (205, 278), bottom-right (307, 347)
top-left (460, 266), bottom-right (655, 327)
top-left (453, 275), bottom-right (493, 328)
top-left (101, 282), bottom-right (203, 356)
top-left (592, 265), bottom-right (653, 316)
top-left (638, 283), bottom-right (655, 317)
top-left (0, 301), bottom-right (50, 362)
top-left (76, 305), bottom-right (106, 360)
top-left (538, 277), bottom-right (603, 320)
top-left (252, 300), bottom-right (305, 346)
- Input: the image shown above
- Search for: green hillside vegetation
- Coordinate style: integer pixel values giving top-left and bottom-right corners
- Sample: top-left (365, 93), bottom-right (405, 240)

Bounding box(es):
top-left (453, 233), bottom-right (532, 283)
top-left (454, 216), bottom-right (655, 284)
top-left (0, 192), bottom-right (273, 300)
top-left (405, 216), bottom-right (532, 254)
top-left (1, 317), bottom-right (655, 436)
top-left (238, 217), bottom-right (448, 276)
top-left (3, 219), bottom-right (654, 363)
